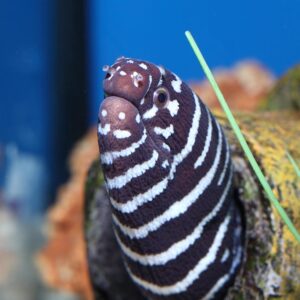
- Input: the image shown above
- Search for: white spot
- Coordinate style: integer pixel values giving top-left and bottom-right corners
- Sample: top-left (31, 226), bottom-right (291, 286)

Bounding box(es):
top-left (162, 143), bottom-right (170, 152)
top-left (158, 77), bottom-right (163, 86)
top-left (166, 99), bottom-right (179, 117)
top-left (113, 129), bottom-right (131, 139)
top-left (162, 160), bottom-right (169, 168)
top-left (116, 66), bottom-right (121, 71)
top-left (171, 74), bottom-right (182, 93)
top-left (118, 112), bottom-right (126, 120)
top-left (127, 60), bottom-right (134, 64)
top-left (154, 124), bottom-right (174, 139)
top-left (143, 105), bottom-right (158, 119)
top-left (221, 249), bottom-right (230, 263)
top-left (106, 150), bottom-right (159, 190)
top-left (98, 123), bottom-right (110, 135)
top-left (135, 114), bottom-right (141, 124)
top-left (139, 63), bottom-right (148, 70)
top-left (120, 70), bottom-right (127, 76)
top-left (101, 109), bottom-right (107, 117)
top-left (140, 98), bottom-right (145, 105)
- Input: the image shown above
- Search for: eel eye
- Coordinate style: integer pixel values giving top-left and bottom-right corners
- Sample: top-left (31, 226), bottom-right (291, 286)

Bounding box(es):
top-left (153, 87), bottom-right (170, 108)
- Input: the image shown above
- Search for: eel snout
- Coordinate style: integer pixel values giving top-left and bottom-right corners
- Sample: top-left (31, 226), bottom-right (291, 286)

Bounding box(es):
top-left (103, 63), bottom-right (151, 103)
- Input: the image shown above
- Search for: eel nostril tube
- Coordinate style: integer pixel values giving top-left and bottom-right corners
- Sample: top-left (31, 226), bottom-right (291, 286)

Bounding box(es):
top-left (131, 71), bottom-right (144, 88)
top-left (102, 65), bottom-right (110, 72)
top-left (103, 65), bottom-right (116, 80)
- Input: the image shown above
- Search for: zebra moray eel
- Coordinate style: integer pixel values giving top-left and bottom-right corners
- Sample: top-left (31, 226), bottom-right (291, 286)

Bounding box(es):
top-left (97, 57), bottom-right (244, 300)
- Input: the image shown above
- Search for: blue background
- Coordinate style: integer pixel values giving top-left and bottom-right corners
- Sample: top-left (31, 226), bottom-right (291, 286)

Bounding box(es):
top-left (87, 0), bottom-right (300, 120)
top-left (0, 0), bottom-right (299, 215)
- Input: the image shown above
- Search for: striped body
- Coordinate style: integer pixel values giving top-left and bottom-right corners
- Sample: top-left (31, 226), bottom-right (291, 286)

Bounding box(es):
top-left (98, 58), bottom-right (243, 299)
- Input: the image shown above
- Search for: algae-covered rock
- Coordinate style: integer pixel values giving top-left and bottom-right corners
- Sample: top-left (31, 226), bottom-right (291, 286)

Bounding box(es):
top-left (262, 65), bottom-right (300, 111)
top-left (217, 111), bottom-right (300, 299)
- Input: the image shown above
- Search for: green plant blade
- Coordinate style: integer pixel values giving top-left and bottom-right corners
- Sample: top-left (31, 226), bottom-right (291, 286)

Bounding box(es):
top-left (185, 30), bottom-right (300, 243)
top-left (287, 151), bottom-right (300, 178)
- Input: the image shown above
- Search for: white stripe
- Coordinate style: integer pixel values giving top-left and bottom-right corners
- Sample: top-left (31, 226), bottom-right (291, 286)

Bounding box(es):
top-left (106, 150), bottom-right (159, 190)
top-left (127, 214), bottom-right (231, 295)
top-left (154, 124), bottom-right (174, 139)
top-left (113, 118), bottom-right (222, 239)
top-left (218, 140), bottom-right (230, 186)
top-left (169, 93), bottom-right (200, 179)
top-left (113, 129), bottom-right (131, 139)
top-left (194, 108), bottom-right (212, 169)
top-left (115, 169), bottom-right (232, 266)
top-left (202, 246), bottom-right (242, 300)
top-left (101, 129), bottom-right (147, 164)
top-left (111, 92), bottom-right (200, 214)
top-left (111, 177), bottom-right (169, 213)
top-left (148, 75), bottom-right (153, 93)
